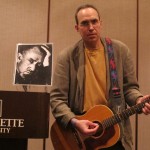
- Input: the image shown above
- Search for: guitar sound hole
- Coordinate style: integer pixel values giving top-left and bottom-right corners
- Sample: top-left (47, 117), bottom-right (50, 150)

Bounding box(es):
top-left (92, 121), bottom-right (104, 138)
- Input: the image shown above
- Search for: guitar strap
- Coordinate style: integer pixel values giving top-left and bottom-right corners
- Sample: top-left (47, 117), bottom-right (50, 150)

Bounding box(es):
top-left (105, 37), bottom-right (121, 99)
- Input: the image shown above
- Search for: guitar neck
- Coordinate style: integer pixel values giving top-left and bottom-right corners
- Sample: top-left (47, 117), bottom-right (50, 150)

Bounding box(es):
top-left (102, 98), bottom-right (150, 128)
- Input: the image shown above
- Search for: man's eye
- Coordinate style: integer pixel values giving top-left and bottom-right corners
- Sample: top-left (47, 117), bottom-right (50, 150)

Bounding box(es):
top-left (80, 19), bottom-right (99, 26)
top-left (29, 59), bottom-right (34, 64)
top-left (91, 19), bottom-right (98, 24)
top-left (81, 21), bottom-right (89, 26)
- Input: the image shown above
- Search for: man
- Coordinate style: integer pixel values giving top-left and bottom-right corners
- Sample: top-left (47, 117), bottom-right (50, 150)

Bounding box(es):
top-left (15, 44), bottom-right (51, 85)
top-left (50, 4), bottom-right (150, 150)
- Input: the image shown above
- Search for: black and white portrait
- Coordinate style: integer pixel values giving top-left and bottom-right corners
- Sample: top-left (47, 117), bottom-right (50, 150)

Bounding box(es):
top-left (14, 43), bottom-right (52, 85)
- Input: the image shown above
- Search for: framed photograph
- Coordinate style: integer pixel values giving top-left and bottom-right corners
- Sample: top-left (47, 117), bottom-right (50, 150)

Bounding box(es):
top-left (13, 43), bottom-right (53, 86)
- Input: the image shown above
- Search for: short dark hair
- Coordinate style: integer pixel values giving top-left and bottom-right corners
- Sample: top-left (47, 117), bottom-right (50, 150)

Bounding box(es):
top-left (18, 45), bottom-right (47, 58)
top-left (75, 4), bottom-right (101, 25)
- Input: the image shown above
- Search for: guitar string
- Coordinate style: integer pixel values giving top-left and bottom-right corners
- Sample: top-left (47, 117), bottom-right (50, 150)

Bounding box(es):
top-left (101, 97), bottom-right (150, 129)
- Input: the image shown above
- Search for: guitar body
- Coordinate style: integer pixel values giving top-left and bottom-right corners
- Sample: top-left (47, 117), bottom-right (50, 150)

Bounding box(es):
top-left (51, 105), bottom-right (120, 150)
top-left (51, 120), bottom-right (86, 150)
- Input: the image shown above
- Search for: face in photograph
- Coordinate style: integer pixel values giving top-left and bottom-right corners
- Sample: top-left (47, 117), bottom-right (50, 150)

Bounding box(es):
top-left (16, 47), bottom-right (45, 79)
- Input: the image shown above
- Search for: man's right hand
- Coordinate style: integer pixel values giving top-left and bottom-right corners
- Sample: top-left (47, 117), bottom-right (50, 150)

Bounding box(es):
top-left (71, 118), bottom-right (99, 136)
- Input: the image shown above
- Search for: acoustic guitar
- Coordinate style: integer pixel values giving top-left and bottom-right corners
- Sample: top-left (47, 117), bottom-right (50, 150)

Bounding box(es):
top-left (51, 97), bottom-right (150, 150)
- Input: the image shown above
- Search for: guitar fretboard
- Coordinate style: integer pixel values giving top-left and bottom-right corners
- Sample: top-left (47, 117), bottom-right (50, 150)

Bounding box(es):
top-left (102, 98), bottom-right (150, 129)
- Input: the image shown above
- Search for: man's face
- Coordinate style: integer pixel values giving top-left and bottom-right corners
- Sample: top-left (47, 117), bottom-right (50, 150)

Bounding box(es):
top-left (17, 48), bottom-right (44, 78)
top-left (75, 8), bottom-right (102, 45)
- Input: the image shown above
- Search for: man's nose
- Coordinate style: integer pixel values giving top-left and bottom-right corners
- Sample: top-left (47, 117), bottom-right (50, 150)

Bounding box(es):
top-left (30, 64), bottom-right (36, 71)
top-left (89, 23), bottom-right (94, 30)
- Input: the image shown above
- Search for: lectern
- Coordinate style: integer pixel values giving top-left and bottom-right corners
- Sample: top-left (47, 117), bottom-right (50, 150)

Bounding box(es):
top-left (0, 90), bottom-right (50, 150)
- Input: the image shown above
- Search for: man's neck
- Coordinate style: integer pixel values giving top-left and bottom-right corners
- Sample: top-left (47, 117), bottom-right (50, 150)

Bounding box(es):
top-left (84, 40), bottom-right (103, 50)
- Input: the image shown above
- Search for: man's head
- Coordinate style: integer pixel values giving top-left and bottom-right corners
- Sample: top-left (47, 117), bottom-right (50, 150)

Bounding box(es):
top-left (75, 4), bottom-right (102, 49)
top-left (17, 45), bottom-right (46, 79)
top-left (75, 4), bottom-right (100, 25)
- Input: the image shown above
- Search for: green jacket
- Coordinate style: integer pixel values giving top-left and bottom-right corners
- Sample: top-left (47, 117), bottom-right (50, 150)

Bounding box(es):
top-left (50, 38), bottom-right (143, 150)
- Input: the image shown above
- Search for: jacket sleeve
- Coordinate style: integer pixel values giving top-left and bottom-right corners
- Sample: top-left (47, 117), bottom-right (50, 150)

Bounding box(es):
top-left (120, 42), bottom-right (143, 106)
top-left (50, 49), bottom-right (75, 128)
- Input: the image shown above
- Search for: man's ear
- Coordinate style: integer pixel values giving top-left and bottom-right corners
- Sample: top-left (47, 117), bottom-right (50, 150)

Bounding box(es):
top-left (75, 25), bottom-right (79, 32)
top-left (17, 53), bottom-right (23, 63)
top-left (100, 20), bottom-right (103, 30)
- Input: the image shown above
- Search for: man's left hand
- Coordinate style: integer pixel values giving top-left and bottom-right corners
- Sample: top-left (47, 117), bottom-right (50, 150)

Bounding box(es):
top-left (136, 95), bottom-right (150, 115)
